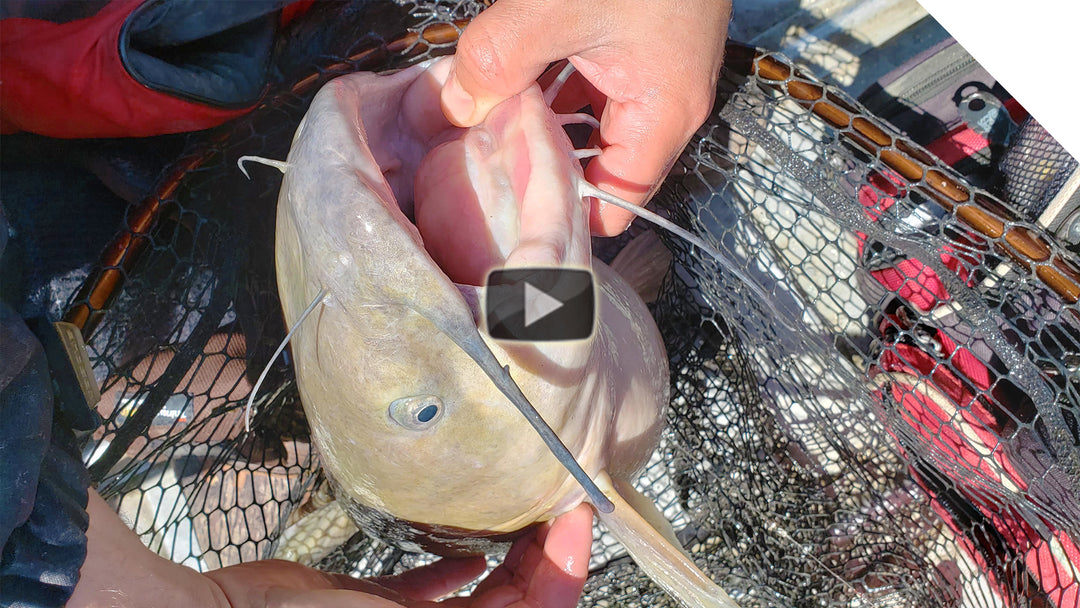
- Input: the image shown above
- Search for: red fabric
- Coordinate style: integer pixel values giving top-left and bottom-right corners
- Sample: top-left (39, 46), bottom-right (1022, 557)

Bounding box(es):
top-left (856, 180), bottom-right (981, 312)
top-left (913, 469), bottom-right (1010, 603)
top-left (862, 93), bottom-right (1077, 606)
top-left (0, 0), bottom-right (256, 138)
top-left (925, 98), bottom-right (1028, 166)
top-left (878, 341), bottom-right (1018, 491)
top-left (870, 252), bottom-right (979, 312)
top-left (982, 503), bottom-right (1079, 608)
top-left (873, 259), bottom-right (952, 311)
top-left (280, 0), bottom-right (316, 26)
top-left (875, 328), bottom-right (1079, 607)
top-left (926, 123), bottom-right (991, 167)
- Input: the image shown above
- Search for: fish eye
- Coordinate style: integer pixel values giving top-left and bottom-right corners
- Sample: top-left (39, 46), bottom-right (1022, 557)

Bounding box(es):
top-left (416, 404), bottom-right (438, 422)
top-left (388, 395), bottom-right (443, 430)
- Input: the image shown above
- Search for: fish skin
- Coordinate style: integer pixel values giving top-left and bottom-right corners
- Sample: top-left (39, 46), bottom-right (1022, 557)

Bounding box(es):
top-left (274, 57), bottom-right (738, 607)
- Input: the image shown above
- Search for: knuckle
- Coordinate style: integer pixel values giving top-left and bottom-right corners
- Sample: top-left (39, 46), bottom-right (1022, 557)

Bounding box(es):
top-left (457, 28), bottom-right (516, 87)
top-left (686, 90), bottom-right (715, 127)
top-left (669, 73), bottom-right (716, 132)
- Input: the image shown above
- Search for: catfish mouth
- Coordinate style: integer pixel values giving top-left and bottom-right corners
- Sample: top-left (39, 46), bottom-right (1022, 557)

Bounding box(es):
top-left (361, 63), bottom-right (588, 291)
top-left (410, 93), bottom-right (542, 289)
top-left (321, 60), bottom-right (616, 519)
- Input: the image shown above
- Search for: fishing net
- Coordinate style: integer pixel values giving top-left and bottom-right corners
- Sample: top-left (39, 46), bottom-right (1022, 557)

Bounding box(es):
top-left (997, 115), bottom-right (1079, 228)
top-left (34, 1), bottom-right (1079, 606)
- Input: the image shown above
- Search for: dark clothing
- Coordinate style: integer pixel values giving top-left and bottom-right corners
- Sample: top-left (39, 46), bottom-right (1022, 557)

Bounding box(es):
top-left (0, 2), bottom-right (312, 604)
top-left (0, 306), bottom-right (98, 608)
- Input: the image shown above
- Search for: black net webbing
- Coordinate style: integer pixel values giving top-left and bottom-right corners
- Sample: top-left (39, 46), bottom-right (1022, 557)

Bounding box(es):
top-left (65, 0), bottom-right (479, 571)
top-left (50, 2), bottom-right (1078, 606)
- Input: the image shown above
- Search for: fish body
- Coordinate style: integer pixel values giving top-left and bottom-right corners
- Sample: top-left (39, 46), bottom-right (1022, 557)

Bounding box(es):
top-left (274, 57), bottom-right (737, 607)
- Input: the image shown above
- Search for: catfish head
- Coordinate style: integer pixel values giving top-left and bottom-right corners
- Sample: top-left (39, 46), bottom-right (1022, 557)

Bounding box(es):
top-left (259, 57), bottom-right (738, 607)
top-left (273, 58), bottom-right (665, 536)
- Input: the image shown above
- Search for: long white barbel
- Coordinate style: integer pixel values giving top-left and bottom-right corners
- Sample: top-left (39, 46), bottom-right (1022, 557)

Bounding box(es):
top-left (245, 287), bottom-right (328, 432)
top-left (573, 174), bottom-right (798, 332)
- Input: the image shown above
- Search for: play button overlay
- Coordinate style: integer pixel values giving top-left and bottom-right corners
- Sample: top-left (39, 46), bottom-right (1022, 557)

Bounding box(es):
top-left (524, 283), bottom-right (564, 327)
top-left (485, 268), bottom-right (594, 341)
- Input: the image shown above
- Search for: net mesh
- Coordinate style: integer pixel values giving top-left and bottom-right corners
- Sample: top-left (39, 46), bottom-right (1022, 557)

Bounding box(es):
top-left (57, 1), bottom-right (1079, 606)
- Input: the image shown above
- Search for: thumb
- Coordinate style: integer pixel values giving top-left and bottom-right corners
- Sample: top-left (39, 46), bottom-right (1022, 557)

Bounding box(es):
top-left (442, 1), bottom-right (596, 127)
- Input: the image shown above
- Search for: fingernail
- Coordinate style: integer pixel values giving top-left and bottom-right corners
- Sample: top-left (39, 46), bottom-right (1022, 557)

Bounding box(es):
top-left (441, 72), bottom-right (476, 126)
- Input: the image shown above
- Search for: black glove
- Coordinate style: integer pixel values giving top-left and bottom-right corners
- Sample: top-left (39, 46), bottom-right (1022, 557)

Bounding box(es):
top-left (0, 306), bottom-right (100, 608)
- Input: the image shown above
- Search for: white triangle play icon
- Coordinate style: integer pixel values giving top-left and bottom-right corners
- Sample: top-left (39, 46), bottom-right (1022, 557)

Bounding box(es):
top-left (524, 282), bottom-right (564, 328)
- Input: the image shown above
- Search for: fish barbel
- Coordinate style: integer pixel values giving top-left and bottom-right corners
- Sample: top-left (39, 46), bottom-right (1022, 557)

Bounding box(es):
top-left (267, 57), bottom-right (738, 607)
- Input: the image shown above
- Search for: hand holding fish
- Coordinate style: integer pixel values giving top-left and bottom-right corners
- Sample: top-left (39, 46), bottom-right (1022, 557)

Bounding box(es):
top-left (441, 0), bottom-right (732, 235)
top-left (70, 490), bottom-right (593, 608)
top-left (204, 504), bottom-right (594, 608)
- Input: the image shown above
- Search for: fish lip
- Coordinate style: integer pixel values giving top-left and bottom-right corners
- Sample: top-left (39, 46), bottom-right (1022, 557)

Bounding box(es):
top-left (461, 118), bottom-right (533, 213)
top-left (454, 283), bottom-right (484, 326)
top-left (410, 86), bottom-right (549, 287)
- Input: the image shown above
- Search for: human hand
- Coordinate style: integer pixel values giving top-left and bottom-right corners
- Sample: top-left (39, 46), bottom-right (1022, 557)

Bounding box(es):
top-left (205, 503), bottom-right (595, 608)
top-left (441, 0), bottom-right (732, 236)
top-left (72, 489), bottom-right (592, 608)
top-left (438, 502), bottom-right (593, 607)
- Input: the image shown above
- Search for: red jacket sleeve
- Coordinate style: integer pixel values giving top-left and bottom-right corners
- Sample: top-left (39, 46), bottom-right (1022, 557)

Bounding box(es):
top-left (0, 0), bottom-right (261, 138)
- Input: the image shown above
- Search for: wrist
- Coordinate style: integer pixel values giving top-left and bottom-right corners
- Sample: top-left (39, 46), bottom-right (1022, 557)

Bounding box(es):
top-left (68, 490), bottom-right (230, 608)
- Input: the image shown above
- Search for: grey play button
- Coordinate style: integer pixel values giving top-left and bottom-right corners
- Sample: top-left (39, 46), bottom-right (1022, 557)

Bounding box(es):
top-left (524, 282), bottom-right (564, 327)
top-left (484, 268), bottom-right (594, 341)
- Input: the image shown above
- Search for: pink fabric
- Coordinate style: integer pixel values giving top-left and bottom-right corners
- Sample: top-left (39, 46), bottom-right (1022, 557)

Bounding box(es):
top-left (875, 327), bottom-right (1078, 606)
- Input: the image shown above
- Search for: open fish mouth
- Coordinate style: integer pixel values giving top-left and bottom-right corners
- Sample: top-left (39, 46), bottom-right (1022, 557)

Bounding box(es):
top-left (248, 57), bottom-right (615, 515)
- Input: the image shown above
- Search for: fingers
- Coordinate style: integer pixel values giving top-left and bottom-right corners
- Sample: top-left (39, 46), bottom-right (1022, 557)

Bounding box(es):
top-left (368, 557), bottom-right (487, 602)
top-left (204, 559), bottom-right (412, 608)
top-left (545, 68), bottom-right (607, 118)
top-left (263, 588), bottom-right (407, 608)
top-left (447, 0), bottom-right (731, 235)
top-left (574, 0), bottom-right (727, 235)
top-left (441, 0), bottom-right (597, 127)
top-left (528, 504), bottom-right (593, 606)
top-left (452, 526), bottom-right (538, 604)
top-left (450, 505), bottom-right (593, 608)
top-left (584, 86), bottom-right (714, 235)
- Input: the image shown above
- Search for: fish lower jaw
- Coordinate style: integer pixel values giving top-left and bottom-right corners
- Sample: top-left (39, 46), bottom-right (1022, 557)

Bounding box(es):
top-left (514, 478), bottom-right (594, 530)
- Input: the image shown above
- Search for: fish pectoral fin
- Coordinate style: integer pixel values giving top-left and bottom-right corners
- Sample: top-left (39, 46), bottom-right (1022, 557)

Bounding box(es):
top-left (609, 475), bottom-right (685, 552)
top-left (608, 230), bottom-right (673, 305)
top-left (593, 472), bottom-right (740, 608)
